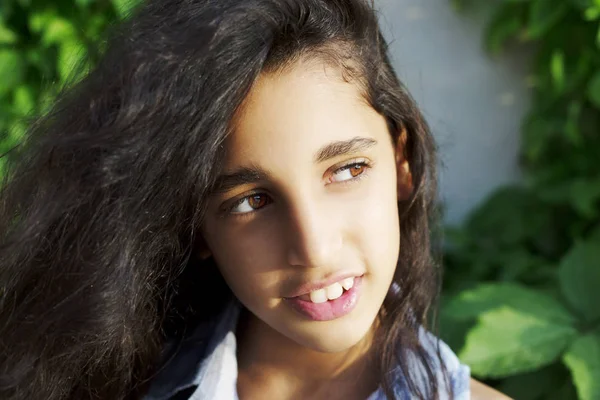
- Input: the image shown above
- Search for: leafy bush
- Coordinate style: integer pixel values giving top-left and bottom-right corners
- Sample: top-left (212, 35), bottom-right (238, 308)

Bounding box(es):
top-left (0, 0), bottom-right (138, 177)
top-left (443, 1), bottom-right (600, 399)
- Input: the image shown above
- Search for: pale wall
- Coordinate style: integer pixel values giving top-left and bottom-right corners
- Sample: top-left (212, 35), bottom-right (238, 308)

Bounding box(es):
top-left (378, 0), bottom-right (530, 225)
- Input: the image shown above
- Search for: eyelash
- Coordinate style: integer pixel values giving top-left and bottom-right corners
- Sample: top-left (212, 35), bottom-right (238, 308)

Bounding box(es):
top-left (223, 159), bottom-right (372, 217)
top-left (327, 159), bottom-right (371, 185)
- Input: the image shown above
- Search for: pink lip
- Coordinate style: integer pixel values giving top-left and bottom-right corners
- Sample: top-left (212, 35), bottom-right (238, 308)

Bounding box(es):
top-left (284, 275), bottom-right (363, 321)
top-left (284, 272), bottom-right (364, 298)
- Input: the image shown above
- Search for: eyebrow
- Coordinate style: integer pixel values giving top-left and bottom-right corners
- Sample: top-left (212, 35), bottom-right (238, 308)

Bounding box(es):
top-left (211, 165), bottom-right (270, 194)
top-left (211, 137), bottom-right (378, 194)
top-left (314, 137), bottom-right (377, 163)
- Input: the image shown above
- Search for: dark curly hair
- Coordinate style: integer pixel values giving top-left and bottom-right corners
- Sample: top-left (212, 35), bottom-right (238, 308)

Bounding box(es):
top-left (0, 0), bottom-right (446, 399)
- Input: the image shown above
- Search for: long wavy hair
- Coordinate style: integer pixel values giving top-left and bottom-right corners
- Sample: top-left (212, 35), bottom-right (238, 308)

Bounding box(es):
top-left (0, 0), bottom-right (444, 399)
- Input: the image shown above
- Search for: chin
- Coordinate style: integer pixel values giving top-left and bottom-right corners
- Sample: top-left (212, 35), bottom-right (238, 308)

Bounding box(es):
top-left (287, 312), bottom-right (377, 353)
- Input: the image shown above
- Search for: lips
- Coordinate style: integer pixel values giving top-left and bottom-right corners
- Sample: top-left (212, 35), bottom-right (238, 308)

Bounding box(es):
top-left (295, 277), bottom-right (355, 302)
top-left (284, 272), bottom-right (364, 299)
top-left (283, 275), bottom-right (364, 321)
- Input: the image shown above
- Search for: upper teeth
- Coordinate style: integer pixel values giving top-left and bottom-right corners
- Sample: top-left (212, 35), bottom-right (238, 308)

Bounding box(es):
top-left (308, 277), bottom-right (355, 304)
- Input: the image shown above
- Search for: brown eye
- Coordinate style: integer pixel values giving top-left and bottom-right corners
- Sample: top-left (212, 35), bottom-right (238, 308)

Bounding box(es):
top-left (229, 193), bottom-right (272, 214)
top-left (330, 161), bottom-right (369, 183)
top-left (248, 194), bottom-right (268, 209)
top-left (349, 164), bottom-right (364, 177)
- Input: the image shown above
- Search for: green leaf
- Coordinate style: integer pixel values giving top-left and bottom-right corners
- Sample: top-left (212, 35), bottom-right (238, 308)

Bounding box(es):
top-left (29, 9), bottom-right (59, 34)
top-left (485, 3), bottom-right (525, 54)
top-left (460, 307), bottom-right (577, 378)
top-left (527, 0), bottom-right (569, 39)
top-left (584, 6), bottom-right (600, 20)
top-left (76, 0), bottom-right (96, 8)
top-left (445, 282), bottom-right (576, 324)
top-left (0, 22), bottom-right (17, 44)
top-left (111, 0), bottom-right (141, 19)
top-left (0, 50), bottom-right (25, 97)
top-left (550, 50), bottom-right (565, 93)
top-left (541, 177), bottom-right (600, 218)
top-left (498, 364), bottom-right (569, 400)
top-left (439, 303), bottom-right (474, 353)
top-left (545, 379), bottom-right (580, 400)
top-left (7, 120), bottom-right (27, 145)
top-left (57, 41), bottom-right (88, 84)
top-left (522, 117), bottom-right (554, 162)
top-left (42, 18), bottom-right (78, 47)
top-left (496, 248), bottom-right (547, 281)
top-left (588, 71), bottom-right (600, 108)
top-left (559, 239), bottom-right (600, 321)
top-left (13, 85), bottom-right (36, 116)
top-left (568, 177), bottom-right (600, 218)
top-left (38, 87), bottom-right (60, 115)
top-left (563, 334), bottom-right (600, 400)
top-left (84, 14), bottom-right (109, 40)
top-left (465, 186), bottom-right (551, 246)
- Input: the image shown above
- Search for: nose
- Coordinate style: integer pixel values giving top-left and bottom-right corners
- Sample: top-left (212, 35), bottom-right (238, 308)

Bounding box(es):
top-left (285, 200), bottom-right (343, 269)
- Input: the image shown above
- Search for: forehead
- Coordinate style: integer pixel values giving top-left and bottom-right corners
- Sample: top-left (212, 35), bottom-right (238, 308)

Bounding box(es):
top-left (224, 61), bottom-right (388, 170)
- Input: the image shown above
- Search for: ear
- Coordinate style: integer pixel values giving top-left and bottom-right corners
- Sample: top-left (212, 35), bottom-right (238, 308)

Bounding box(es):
top-left (194, 234), bottom-right (212, 260)
top-left (395, 126), bottom-right (413, 201)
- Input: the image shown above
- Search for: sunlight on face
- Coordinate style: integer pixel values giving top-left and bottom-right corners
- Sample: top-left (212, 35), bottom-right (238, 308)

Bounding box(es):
top-left (201, 60), bottom-right (401, 352)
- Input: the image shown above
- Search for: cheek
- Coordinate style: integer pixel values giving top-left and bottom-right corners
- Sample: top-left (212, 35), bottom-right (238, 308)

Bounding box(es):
top-left (204, 223), bottom-right (284, 303)
top-left (346, 168), bottom-right (400, 266)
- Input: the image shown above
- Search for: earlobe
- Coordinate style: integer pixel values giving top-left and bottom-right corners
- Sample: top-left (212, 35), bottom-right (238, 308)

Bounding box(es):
top-left (395, 127), bottom-right (413, 201)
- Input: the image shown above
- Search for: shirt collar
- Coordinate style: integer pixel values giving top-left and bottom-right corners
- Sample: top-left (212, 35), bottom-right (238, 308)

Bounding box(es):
top-left (144, 299), bottom-right (467, 400)
top-left (144, 300), bottom-right (241, 400)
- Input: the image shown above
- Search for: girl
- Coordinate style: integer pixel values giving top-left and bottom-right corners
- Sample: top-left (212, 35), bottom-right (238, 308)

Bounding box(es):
top-left (0, 0), bottom-right (507, 399)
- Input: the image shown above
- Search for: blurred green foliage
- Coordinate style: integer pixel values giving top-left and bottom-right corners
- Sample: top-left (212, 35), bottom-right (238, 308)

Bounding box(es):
top-left (443, 1), bottom-right (600, 399)
top-left (0, 0), bottom-right (139, 178)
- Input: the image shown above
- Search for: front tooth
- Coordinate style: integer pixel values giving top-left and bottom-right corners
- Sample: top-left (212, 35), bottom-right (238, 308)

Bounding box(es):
top-left (325, 282), bottom-right (344, 300)
top-left (341, 277), bottom-right (354, 290)
top-left (309, 288), bottom-right (328, 303)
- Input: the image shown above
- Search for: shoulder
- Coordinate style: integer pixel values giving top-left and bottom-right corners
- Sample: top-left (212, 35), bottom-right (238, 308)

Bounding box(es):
top-left (408, 328), bottom-right (471, 399)
top-left (470, 378), bottom-right (513, 400)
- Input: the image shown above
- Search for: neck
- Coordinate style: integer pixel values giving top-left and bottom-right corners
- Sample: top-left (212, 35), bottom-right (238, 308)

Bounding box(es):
top-left (235, 308), bottom-right (380, 399)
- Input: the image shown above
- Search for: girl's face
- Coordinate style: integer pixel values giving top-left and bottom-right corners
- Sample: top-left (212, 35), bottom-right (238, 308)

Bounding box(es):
top-left (201, 61), bottom-right (404, 353)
